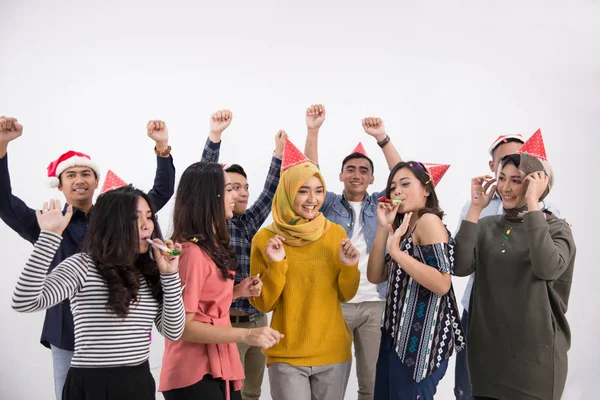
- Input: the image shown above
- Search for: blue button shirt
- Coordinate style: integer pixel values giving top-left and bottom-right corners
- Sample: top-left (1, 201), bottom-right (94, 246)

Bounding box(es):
top-left (0, 153), bottom-right (176, 351)
top-left (320, 190), bottom-right (387, 298)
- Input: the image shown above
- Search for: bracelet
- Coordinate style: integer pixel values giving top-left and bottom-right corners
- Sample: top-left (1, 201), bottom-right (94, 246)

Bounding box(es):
top-left (154, 145), bottom-right (172, 158)
top-left (247, 329), bottom-right (252, 338)
top-left (377, 135), bottom-right (391, 148)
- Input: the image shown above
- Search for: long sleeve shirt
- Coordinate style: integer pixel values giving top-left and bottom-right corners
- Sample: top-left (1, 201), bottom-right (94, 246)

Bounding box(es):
top-left (453, 211), bottom-right (575, 400)
top-left (0, 152), bottom-right (176, 351)
top-left (12, 231), bottom-right (185, 367)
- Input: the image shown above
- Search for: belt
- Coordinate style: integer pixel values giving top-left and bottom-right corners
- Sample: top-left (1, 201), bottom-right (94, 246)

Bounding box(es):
top-left (230, 313), bottom-right (262, 324)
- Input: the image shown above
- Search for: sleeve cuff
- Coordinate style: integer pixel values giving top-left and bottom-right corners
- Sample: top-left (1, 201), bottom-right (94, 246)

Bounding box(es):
top-left (266, 258), bottom-right (288, 274)
top-left (206, 137), bottom-right (221, 150)
top-left (39, 230), bottom-right (63, 242)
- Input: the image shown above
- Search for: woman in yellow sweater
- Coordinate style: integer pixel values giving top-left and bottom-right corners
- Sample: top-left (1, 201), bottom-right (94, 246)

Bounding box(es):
top-left (250, 139), bottom-right (360, 400)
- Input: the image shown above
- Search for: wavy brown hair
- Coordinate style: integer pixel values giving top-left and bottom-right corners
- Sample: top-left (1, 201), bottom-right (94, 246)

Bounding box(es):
top-left (171, 162), bottom-right (237, 279)
top-left (385, 161), bottom-right (445, 230)
top-left (82, 186), bottom-right (162, 317)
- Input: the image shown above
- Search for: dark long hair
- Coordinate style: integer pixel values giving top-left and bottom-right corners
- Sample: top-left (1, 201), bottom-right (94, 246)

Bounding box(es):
top-left (385, 161), bottom-right (444, 229)
top-left (82, 186), bottom-right (163, 318)
top-left (171, 162), bottom-right (237, 279)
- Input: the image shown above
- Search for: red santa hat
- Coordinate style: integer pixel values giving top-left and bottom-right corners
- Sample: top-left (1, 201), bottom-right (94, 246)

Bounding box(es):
top-left (46, 150), bottom-right (101, 188)
top-left (350, 142), bottom-right (368, 156)
top-left (516, 129), bottom-right (547, 160)
top-left (487, 133), bottom-right (525, 155)
top-left (282, 139), bottom-right (311, 171)
top-left (422, 163), bottom-right (450, 187)
top-left (100, 170), bottom-right (128, 194)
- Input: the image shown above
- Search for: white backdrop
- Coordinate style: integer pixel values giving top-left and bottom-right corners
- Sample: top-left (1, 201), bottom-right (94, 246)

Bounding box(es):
top-left (1, 0), bottom-right (598, 398)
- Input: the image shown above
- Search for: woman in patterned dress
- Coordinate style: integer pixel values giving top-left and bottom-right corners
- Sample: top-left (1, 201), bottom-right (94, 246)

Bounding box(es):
top-left (367, 161), bottom-right (465, 400)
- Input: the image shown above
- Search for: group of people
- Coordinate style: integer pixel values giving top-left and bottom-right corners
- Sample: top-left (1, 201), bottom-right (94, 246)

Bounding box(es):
top-left (1, 105), bottom-right (575, 400)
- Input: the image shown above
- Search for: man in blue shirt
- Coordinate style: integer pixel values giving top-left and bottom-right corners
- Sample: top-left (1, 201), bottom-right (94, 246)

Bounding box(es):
top-left (201, 109), bottom-right (285, 400)
top-left (0, 116), bottom-right (176, 400)
top-left (303, 105), bottom-right (402, 400)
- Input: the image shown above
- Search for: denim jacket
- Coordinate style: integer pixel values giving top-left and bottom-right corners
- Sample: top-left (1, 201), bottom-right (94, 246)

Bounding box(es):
top-left (320, 190), bottom-right (387, 298)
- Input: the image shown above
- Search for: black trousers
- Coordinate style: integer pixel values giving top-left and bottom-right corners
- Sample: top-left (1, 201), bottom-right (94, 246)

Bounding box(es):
top-left (163, 374), bottom-right (242, 400)
top-left (62, 361), bottom-right (155, 400)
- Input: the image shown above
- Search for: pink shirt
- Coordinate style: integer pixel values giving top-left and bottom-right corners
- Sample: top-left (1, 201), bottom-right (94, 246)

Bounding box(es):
top-left (159, 243), bottom-right (244, 395)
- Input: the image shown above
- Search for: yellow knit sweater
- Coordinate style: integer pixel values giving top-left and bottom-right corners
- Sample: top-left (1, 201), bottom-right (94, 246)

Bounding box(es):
top-left (250, 223), bottom-right (360, 367)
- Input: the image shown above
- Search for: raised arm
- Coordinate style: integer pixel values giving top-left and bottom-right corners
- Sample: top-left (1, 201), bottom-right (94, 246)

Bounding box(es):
top-left (0, 117), bottom-right (40, 244)
top-left (523, 173), bottom-right (575, 280)
top-left (202, 109), bottom-right (232, 162)
top-left (249, 234), bottom-right (288, 313)
top-left (242, 130), bottom-right (286, 236)
top-left (12, 201), bottom-right (86, 313)
top-left (362, 117), bottom-right (402, 169)
top-left (304, 104), bottom-right (326, 165)
top-left (367, 202), bottom-right (400, 284)
top-left (453, 176), bottom-right (496, 276)
top-left (146, 120), bottom-right (175, 212)
top-left (387, 213), bottom-right (452, 296)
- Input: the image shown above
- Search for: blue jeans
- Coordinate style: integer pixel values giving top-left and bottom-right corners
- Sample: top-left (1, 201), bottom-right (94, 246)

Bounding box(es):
top-left (51, 345), bottom-right (74, 400)
top-left (454, 310), bottom-right (473, 399)
top-left (374, 329), bottom-right (448, 400)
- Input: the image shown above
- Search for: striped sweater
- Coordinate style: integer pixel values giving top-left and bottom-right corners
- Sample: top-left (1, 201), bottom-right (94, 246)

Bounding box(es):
top-left (12, 231), bottom-right (185, 367)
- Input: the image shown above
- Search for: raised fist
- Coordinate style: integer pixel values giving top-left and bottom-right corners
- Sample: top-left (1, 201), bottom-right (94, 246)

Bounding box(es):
top-left (305, 104), bottom-right (326, 130)
top-left (210, 109), bottom-right (233, 135)
top-left (0, 116), bottom-right (23, 144)
top-left (275, 130), bottom-right (288, 156)
top-left (362, 117), bottom-right (386, 141)
top-left (147, 120), bottom-right (169, 144)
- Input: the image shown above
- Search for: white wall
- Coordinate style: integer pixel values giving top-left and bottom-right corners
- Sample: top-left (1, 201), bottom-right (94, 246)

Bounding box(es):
top-left (1, 0), bottom-right (598, 398)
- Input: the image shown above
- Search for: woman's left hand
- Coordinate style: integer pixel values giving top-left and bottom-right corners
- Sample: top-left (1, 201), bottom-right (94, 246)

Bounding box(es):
top-left (152, 239), bottom-right (181, 274)
top-left (386, 212), bottom-right (412, 254)
top-left (525, 171), bottom-right (549, 205)
top-left (339, 238), bottom-right (360, 265)
top-left (234, 274), bottom-right (262, 298)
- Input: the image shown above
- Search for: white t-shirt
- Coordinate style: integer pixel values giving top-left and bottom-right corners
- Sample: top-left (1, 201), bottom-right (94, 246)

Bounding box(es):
top-left (347, 201), bottom-right (383, 303)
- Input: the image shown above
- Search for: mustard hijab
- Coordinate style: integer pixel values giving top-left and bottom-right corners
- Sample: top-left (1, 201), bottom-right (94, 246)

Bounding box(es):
top-left (266, 161), bottom-right (331, 247)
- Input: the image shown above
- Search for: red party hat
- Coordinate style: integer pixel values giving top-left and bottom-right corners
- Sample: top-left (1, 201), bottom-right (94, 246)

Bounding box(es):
top-left (351, 142), bottom-right (368, 156)
top-left (422, 163), bottom-right (450, 187)
top-left (100, 170), bottom-right (128, 194)
top-left (282, 139), bottom-right (310, 171)
top-left (517, 129), bottom-right (547, 160)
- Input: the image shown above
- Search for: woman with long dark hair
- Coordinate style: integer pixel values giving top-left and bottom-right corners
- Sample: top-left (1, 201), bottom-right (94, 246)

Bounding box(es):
top-left (12, 186), bottom-right (185, 399)
top-left (453, 131), bottom-right (576, 400)
top-left (159, 162), bottom-right (282, 400)
top-left (367, 161), bottom-right (464, 400)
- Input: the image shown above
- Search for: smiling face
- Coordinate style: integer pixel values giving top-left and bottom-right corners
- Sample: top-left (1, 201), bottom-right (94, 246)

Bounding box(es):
top-left (57, 166), bottom-right (99, 206)
top-left (227, 172), bottom-right (249, 215)
top-left (388, 167), bottom-right (429, 214)
top-left (340, 157), bottom-right (374, 201)
top-left (223, 171), bottom-right (238, 219)
top-left (136, 196), bottom-right (155, 254)
top-left (497, 162), bottom-right (527, 209)
top-left (293, 175), bottom-right (325, 220)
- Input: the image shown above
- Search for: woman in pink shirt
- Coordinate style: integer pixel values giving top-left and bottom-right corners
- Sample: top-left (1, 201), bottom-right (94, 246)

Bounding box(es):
top-left (159, 162), bottom-right (283, 400)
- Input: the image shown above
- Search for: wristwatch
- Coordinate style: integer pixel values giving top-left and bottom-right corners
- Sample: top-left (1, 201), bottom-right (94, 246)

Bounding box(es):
top-left (377, 135), bottom-right (391, 148)
top-left (154, 145), bottom-right (172, 158)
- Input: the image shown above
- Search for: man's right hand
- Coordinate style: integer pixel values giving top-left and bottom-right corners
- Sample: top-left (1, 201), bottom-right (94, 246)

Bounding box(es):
top-left (305, 104), bottom-right (326, 131)
top-left (0, 116), bottom-right (23, 144)
top-left (210, 109), bottom-right (233, 136)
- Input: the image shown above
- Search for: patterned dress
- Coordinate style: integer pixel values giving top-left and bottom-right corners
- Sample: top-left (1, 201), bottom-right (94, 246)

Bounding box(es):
top-left (383, 230), bottom-right (465, 382)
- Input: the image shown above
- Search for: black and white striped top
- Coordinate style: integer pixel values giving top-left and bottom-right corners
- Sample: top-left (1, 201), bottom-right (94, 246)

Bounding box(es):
top-left (12, 231), bottom-right (185, 367)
